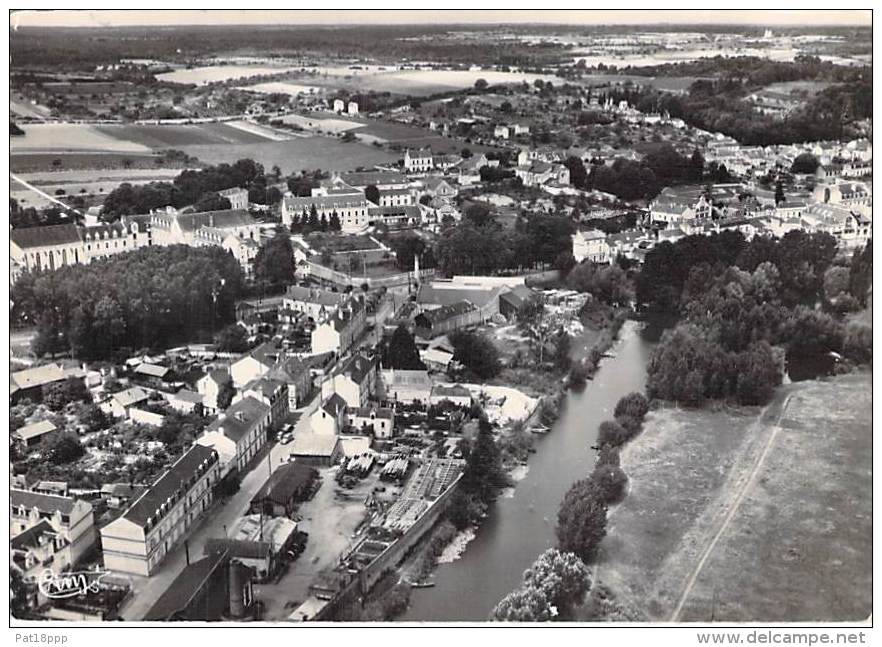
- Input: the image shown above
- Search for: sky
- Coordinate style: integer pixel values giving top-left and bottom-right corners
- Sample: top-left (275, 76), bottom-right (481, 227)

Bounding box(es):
top-left (10, 9), bottom-right (872, 29)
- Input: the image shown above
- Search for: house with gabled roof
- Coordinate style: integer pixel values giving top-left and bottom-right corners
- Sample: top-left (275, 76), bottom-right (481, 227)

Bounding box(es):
top-left (404, 147), bottom-right (434, 174)
top-left (198, 396), bottom-right (272, 474)
top-left (11, 519), bottom-right (72, 581)
top-left (11, 489), bottom-right (96, 566)
top-left (414, 301), bottom-right (482, 338)
top-left (101, 386), bottom-right (151, 419)
top-left (310, 298), bottom-right (367, 355)
top-left (310, 393), bottom-right (348, 436)
top-left (196, 368), bottom-right (230, 413)
top-left (320, 353), bottom-right (378, 408)
top-left (283, 284), bottom-right (349, 323)
top-left (13, 419), bottom-right (59, 449)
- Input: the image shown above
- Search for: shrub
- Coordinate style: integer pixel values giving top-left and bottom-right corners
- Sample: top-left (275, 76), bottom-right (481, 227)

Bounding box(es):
top-left (596, 445), bottom-right (620, 467)
top-left (597, 420), bottom-right (628, 448)
top-left (568, 361), bottom-right (590, 386)
top-left (615, 414), bottom-right (642, 439)
top-left (843, 322), bottom-right (872, 363)
top-left (590, 464), bottom-right (629, 504)
top-left (614, 392), bottom-right (649, 421)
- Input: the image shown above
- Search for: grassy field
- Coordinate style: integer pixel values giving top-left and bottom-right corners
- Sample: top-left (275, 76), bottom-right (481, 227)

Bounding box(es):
top-left (94, 122), bottom-right (270, 148)
top-left (761, 80), bottom-right (833, 96)
top-left (589, 372), bottom-right (872, 622)
top-left (11, 152), bottom-right (174, 173)
top-left (156, 64), bottom-right (303, 85)
top-left (179, 137), bottom-right (399, 175)
top-left (10, 123), bottom-right (151, 153)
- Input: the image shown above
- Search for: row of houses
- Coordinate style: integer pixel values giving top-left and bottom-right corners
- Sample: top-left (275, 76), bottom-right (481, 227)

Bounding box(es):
top-left (10, 203), bottom-right (269, 284)
top-left (574, 201), bottom-right (872, 265)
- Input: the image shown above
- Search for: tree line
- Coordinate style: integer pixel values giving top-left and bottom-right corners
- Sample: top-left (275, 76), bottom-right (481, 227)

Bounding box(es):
top-left (100, 158), bottom-right (272, 220)
top-left (492, 392), bottom-right (652, 621)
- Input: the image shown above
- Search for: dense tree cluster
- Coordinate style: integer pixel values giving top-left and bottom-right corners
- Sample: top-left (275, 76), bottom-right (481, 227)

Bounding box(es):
top-left (12, 24), bottom-right (571, 70)
top-left (380, 325), bottom-right (426, 370)
top-left (790, 153), bottom-right (820, 175)
top-left (435, 211), bottom-right (574, 276)
top-left (448, 416), bottom-right (509, 529)
top-left (606, 67), bottom-right (871, 145)
top-left (567, 262), bottom-right (633, 307)
top-left (189, 192), bottom-right (232, 214)
top-left (492, 549), bottom-right (591, 621)
top-left (449, 330), bottom-right (502, 380)
top-left (386, 233), bottom-right (435, 271)
top-left (43, 377), bottom-right (92, 411)
top-left (214, 323), bottom-right (250, 353)
top-left (10, 199), bottom-right (71, 230)
top-left (640, 231), bottom-right (870, 406)
top-left (101, 158), bottom-right (266, 220)
top-left (566, 145), bottom-right (705, 202)
top-left (12, 245), bottom-right (245, 359)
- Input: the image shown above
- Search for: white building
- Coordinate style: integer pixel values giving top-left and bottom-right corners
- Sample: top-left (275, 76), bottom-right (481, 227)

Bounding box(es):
top-left (347, 101), bottom-right (359, 116)
top-left (320, 353), bottom-right (378, 408)
top-left (404, 147), bottom-right (434, 174)
top-left (572, 229), bottom-right (610, 264)
top-left (99, 446), bottom-right (220, 576)
top-left (219, 187), bottom-right (250, 211)
top-left (283, 285), bottom-right (349, 322)
top-left (11, 489), bottom-right (97, 567)
top-left (197, 396), bottom-right (273, 474)
top-left (281, 195), bottom-right (372, 233)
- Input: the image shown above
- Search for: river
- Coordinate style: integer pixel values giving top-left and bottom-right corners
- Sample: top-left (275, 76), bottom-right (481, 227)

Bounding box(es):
top-left (403, 320), bottom-right (656, 621)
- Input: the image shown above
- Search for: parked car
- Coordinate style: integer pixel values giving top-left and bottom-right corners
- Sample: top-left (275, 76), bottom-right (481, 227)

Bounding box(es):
top-left (279, 432), bottom-right (294, 445)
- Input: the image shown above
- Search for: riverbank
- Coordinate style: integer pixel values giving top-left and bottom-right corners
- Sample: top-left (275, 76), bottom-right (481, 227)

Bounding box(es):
top-left (402, 319), bottom-right (653, 621)
top-left (584, 371), bottom-right (872, 622)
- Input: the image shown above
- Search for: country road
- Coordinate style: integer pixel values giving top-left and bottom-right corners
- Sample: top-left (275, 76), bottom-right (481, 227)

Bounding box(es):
top-left (669, 393), bottom-right (794, 621)
top-left (10, 172), bottom-right (86, 216)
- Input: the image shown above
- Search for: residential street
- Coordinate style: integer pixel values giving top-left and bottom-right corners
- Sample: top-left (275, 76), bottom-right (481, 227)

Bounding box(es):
top-left (118, 398), bottom-right (318, 620)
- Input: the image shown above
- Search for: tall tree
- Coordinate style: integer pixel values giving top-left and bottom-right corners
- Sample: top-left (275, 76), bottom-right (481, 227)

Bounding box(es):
top-left (556, 479), bottom-right (608, 563)
top-left (381, 325), bottom-right (426, 370)
top-left (253, 231), bottom-right (296, 287)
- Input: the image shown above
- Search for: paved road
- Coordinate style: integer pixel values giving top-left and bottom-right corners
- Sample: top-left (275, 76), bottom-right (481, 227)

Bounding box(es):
top-left (119, 396), bottom-right (320, 620)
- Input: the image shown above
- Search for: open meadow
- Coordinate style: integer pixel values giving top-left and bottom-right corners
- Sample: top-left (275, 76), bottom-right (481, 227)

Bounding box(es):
top-left (179, 136), bottom-right (399, 175)
top-left (589, 372), bottom-right (872, 622)
top-left (94, 122), bottom-right (272, 148)
top-left (10, 123), bottom-right (151, 153)
top-left (156, 64), bottom-right (304, 85)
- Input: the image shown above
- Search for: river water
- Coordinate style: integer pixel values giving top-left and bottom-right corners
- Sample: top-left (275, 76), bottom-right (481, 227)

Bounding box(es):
top-left (403, 320), bottom-right (656, 621)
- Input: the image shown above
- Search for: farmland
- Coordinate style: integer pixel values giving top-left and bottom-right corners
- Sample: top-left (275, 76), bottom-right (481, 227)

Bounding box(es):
top-left (94, 122), bottom-right (271, 148)
top-left (11, 152), bottom-right (172, 173)
top-left (277, 113), bottom-right (365, 134)
top-left (156, 64), bottom-right (304, 85)
top-left (239, 81), bottom-right (323, 96)
top-left (279, 68), bottom-right (562, 97)
top-left (590, 372), bottom-right (872, 622)
top-left (10, 123), bottom-right (151, 153)
top-left (179, 136), bottom-right (399, 175)
top-left (11, 167), bottom-right (191, 209)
